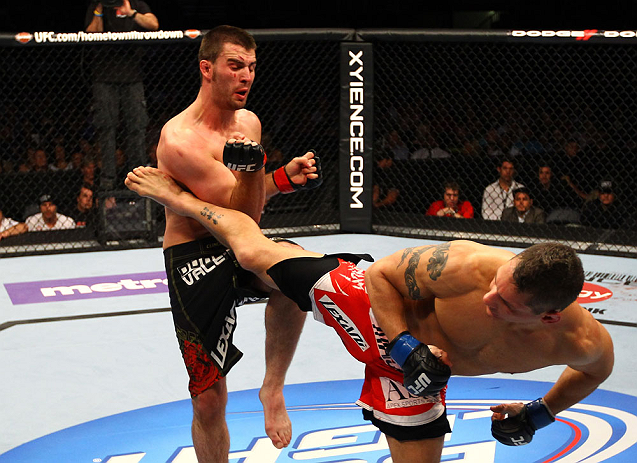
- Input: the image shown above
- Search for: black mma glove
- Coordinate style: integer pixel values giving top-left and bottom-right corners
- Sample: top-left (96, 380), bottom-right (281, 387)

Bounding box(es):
top-left (223, 140), bottom-right (266, 172)
top-left (273, 150), bottom-right (323, 194)
top-left (491, 398), bottom-right (556, 446)
top-left (387, 331), bottom-right (451, 397)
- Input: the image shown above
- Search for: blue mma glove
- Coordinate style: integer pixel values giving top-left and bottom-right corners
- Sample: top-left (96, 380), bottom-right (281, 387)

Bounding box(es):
top-left (387, 331), bottom-right (451, 397)
top-left (491, 398), bottom-right (556, 446)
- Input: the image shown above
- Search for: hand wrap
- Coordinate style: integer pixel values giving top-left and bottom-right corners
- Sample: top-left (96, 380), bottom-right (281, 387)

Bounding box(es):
top-left (223, 140), bottom-right (266, 172)
top-left (491, 398), bottom-right (555, 446)
top-left (387, 331), bottom-right (451, 397)
top-left (273, 150), bottom-right (323, 194)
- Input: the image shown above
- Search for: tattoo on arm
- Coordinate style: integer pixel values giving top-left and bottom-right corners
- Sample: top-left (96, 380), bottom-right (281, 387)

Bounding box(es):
top-left (200, 207), bottom-right (223, 225)
top-left (427, 242), bottom-right (450, 280)
top-left (402, 243), bottom-right (451, 299)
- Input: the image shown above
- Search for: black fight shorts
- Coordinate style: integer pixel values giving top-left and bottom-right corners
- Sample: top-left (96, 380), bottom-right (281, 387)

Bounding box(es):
top-left (164, 237), bottom-right (267, 397)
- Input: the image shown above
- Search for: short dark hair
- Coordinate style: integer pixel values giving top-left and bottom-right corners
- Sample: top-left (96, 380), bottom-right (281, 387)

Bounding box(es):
top-left (512, 187), bottom-right (531, 199)
top-left (198, 25), bottom-right (257, 64)
top-left (513, 242), bottom-right (584, 313)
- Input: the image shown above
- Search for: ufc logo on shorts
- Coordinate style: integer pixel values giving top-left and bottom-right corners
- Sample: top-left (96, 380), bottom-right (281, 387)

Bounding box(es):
top-left (407, 372), bottom-right (432, 395)
top-left (510, 436), bottom-right (528, 446)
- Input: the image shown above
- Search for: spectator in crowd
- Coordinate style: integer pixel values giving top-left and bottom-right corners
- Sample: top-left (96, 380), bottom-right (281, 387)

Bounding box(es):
top-left (555, 139), bottom-right (594, 202)
top-left (382, 129), bottom-right (410, 161)
top-left (71, 184), bottom-right (97, 230)
top-left (0, 207), bottom-right (27, 241)
top-left (527, 162), bottom-right (576, 214)
top-left (85, 0), bottom-right (159, 190)
top-left (580, 180), bottom-right (626, 229)
top-left (18, 147), bottom-right (36, 172)
top-left (372, 152), bottom-right (400, 210)
top-left (49, 144), bottom-right (72, 171)
top-left (81, 157), bottom-right (98, 188)
top-left (501, 187), bottom-right (546, 224)
top-left (70, 151), bottom-right (84, 171)
top-left (481, 158), bottom-right (524, 220)
top-left (31, 148), bottom-right (49, 172)
top-left (411, 123), bottom-right (451, 159)
top-left (426, 180), bottom-right (474, 218)
top-left (25, 194), bottom-right (76, 231)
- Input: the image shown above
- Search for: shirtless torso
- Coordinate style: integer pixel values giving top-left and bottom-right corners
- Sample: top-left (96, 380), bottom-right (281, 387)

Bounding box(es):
top-left (366, 240), bottom-right (613, 415)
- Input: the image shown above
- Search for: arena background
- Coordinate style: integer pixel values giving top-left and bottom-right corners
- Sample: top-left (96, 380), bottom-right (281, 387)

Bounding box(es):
top-left (0, 27), bottom-right (636, 257)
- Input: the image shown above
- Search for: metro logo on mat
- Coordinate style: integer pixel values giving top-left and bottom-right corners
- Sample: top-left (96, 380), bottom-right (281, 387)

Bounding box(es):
top-left (4, 271), bottom-right (168, 305)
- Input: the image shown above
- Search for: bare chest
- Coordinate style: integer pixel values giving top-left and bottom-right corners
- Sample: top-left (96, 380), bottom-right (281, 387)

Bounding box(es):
top-left (411, 296), bottom-right (557, 376)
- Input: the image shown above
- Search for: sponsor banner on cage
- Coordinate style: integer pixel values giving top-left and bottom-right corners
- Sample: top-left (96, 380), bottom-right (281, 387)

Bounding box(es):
top-left (339, 42), bottom-right (373, 233)
top-left (2, 378), bottom-right (637, 462)
top-left (4, 271), bottom-right (168, 305)
top-left (10, 29), bottom-right (199, 45)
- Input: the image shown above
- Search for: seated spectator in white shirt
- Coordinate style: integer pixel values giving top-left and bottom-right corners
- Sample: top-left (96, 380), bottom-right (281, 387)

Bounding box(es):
top-left (481, 158), bottom-right (524, 220)
top-left (0, 207), bottom-right (27, 241)
top-left (25, 194), bottom-right (76, 231)
top-left (501, 187), bottom-right (546, 224)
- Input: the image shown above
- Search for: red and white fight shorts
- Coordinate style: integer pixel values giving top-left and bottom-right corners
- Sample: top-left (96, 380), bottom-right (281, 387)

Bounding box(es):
top-left (267, 253), bottom-right (449, 440)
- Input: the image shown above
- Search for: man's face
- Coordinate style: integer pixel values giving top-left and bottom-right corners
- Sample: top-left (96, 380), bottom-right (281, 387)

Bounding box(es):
top-left (40, 201), bottom-right (57, 221)
top-left (538, 167), bottom-right (552, 185)
top-left (498, 162), bottom-right (514, 182)
top-left (599, 192), bottom-right (615, 206)
top-left (514, 192), bottom-right (532, 213)
top-left (209, 43), bottom-right (257, 110)
top-left (483, 259), bottom-right (536, 322)
top-left (443, 188), bottom-right (459, 208)
top-left (77, 188), bottom-right (93, 212)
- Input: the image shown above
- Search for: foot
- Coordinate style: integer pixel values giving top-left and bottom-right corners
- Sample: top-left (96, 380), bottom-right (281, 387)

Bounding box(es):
top-left (124, 166), bottom-right (189, 215)
top-left (259, 386), bottom-right (292, 449)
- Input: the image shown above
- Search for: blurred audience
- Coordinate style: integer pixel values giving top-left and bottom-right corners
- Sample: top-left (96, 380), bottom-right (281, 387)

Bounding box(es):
top-left (481, 158), bottom-right (524, 220)
top-left (25, 194), bottom-right (76, 231)
top-left (580, 180), bottom-right (626, 229)
top-left (426, 181), bottom-right (474, 218)
top-left (71, 184), bottom-right (97, 230)
top-left (501, 187), bottom-right (546, 224)
top-left (0, 207), bottom-right (27, 241)
top-left (372, 153), bottom-right (400, 210)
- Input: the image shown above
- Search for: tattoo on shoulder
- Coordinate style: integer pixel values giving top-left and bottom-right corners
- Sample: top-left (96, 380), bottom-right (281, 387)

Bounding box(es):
top-left (200, 207), bottom-right (223, 224)
top-left (427, 242), bottom-right (450, 281)
top-left (403, 243), bottom-right (451, 299)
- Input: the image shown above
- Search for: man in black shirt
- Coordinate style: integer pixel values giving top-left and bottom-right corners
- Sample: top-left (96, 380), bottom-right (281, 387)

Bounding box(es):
top-left (85, 0), bottom-right (159, 190)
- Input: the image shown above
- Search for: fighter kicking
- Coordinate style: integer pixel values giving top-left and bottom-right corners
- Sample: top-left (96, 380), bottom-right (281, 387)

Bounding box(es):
top-left (125, 165), bottom-right (614, 463)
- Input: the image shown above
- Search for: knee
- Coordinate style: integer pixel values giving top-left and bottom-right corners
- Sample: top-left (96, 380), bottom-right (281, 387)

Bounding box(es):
top-left (192, 387), bottom-right (227, 425)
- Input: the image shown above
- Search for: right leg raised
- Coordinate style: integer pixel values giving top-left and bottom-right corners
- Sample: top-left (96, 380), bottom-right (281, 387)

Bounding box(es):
top-left (125, 166), bottom-right (321, 285)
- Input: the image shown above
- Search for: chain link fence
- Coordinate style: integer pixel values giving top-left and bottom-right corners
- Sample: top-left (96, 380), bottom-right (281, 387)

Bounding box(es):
top-left (1, 30), bottom-right (636, 256)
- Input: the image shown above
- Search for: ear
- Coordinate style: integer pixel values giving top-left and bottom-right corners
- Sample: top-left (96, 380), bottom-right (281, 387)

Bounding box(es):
top-left (199, 60), bottom-right (213, 80)
top-left (541, 310), bottom-right (561, 324)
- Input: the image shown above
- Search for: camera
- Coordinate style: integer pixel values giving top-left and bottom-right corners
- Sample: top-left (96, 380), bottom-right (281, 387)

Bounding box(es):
top-left (101, 0), bottom-right (124, 8)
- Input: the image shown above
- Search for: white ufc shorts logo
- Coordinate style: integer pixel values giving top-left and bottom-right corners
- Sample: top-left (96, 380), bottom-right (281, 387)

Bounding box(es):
top-left (407, 372), bottom-right (432, 395)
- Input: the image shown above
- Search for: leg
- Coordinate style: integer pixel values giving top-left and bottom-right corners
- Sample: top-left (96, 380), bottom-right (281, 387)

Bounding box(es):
top-left (125, 166), bottom-right (322, 285)
top-left (260, 289), bottom-right (306, 448)
top-left (93, 82), bottom-right (118, 187)
top-left (191, 379), bottom-right (230, 463)
top-left (121, 82), bottom-right (149, 170)
top-left (386, 435), bottom-right (445, 463)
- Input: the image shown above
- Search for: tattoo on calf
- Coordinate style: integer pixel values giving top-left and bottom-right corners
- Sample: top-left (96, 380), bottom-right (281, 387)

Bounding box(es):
top-left (200, 207), bottom-right (223, 224)
top-left (403, 242), bottom-right (451, 299)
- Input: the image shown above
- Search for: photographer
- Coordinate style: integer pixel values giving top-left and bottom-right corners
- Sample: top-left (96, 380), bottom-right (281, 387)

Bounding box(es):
top-left (84, 1), bottom-right (159, 191)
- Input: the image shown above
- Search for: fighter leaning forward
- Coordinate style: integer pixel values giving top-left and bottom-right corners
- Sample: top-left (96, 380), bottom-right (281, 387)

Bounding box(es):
top-left (126, 163), bottom-right (614, 463)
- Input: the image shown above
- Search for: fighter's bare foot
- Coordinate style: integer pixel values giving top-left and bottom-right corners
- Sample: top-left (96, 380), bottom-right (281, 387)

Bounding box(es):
top-left (259, 386), bottom-right (292, 449)
top-left (124, 166), bottom-right (189, 215)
